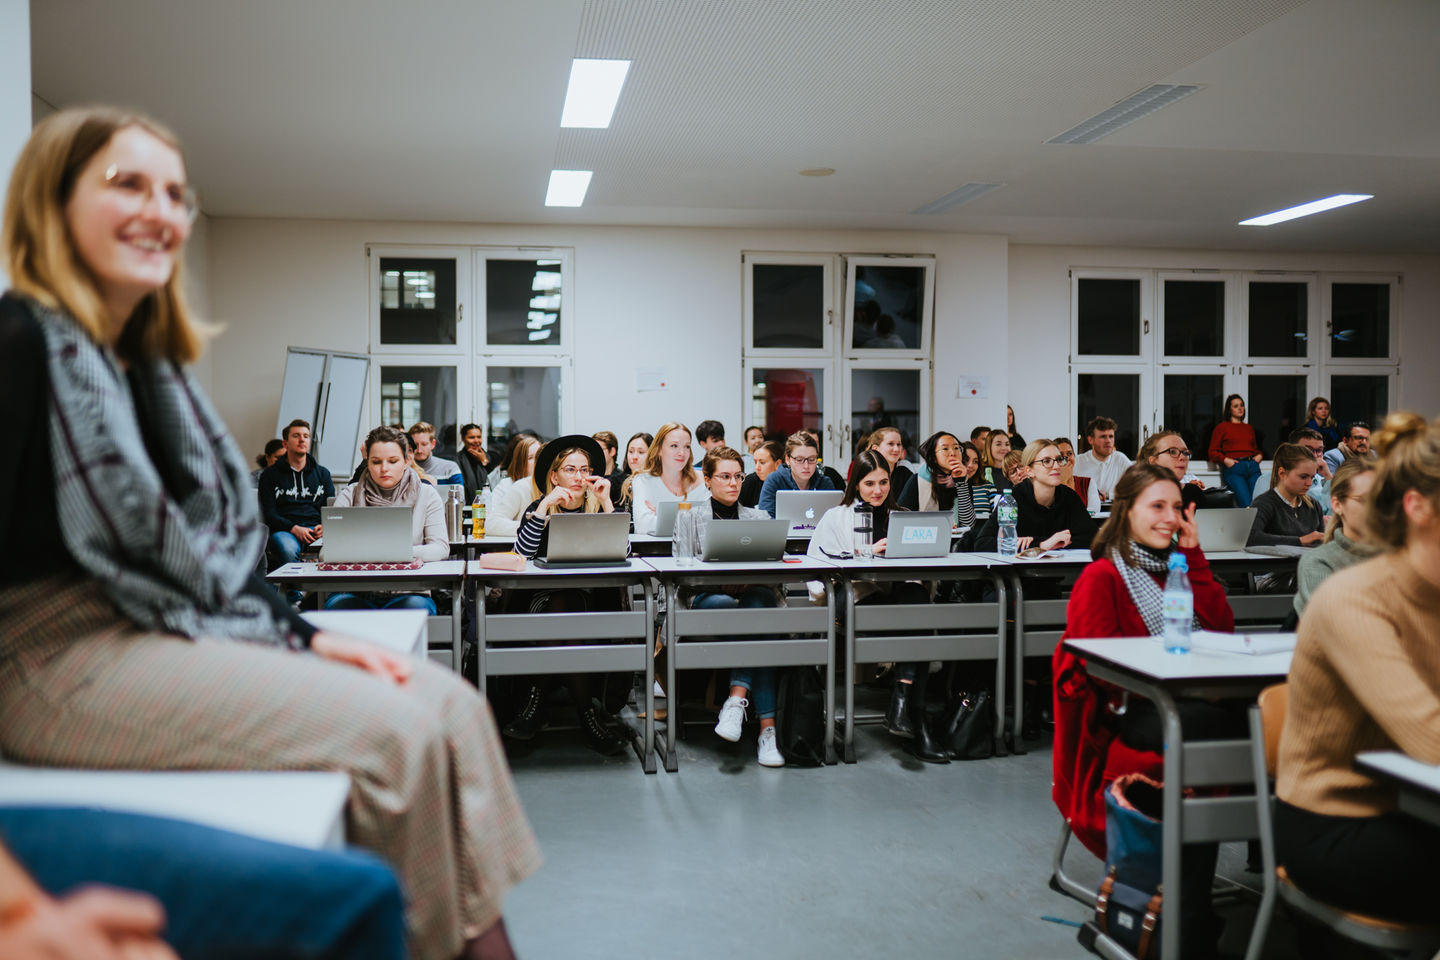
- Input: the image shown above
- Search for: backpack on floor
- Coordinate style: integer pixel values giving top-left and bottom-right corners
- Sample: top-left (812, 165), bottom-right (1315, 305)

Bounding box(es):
top-left (775, 666), bottom-right (826, 767)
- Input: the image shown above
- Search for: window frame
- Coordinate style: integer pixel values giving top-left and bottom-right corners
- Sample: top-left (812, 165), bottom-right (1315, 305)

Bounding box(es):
top-left (1157, 270), bottom-right (1231, 362)
top-left (1322, 274), bottom-right (1401, 367)
top-left (1240, 272), bottom-right (1318, 367)
top-left (740, 358), bottom-right (838, 464)
top-left (1070, 268), bottom-right (1153, 366)
top-left (369, 355), bottom-right (470, 444)
top-left (742, 252), bottom-right (836, 359)
top-left (473, 246), bottom-right (573, 357)
top-left (367, 244), bottom-right (471, 356)
top-left (842, 254), bottom-right (935, 361)
top-left (840, 357), bottom-right (930, 471)
top-left (473, 355), bottom-right (575, 443)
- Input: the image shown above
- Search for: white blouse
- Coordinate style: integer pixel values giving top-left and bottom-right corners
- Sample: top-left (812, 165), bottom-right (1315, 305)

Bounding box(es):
top-left (629, 472), bottom-right (710, 535)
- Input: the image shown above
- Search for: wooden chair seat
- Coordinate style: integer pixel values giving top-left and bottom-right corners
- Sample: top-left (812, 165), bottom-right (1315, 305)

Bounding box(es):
top-left (1276, 865), bottom-right (1440, 936)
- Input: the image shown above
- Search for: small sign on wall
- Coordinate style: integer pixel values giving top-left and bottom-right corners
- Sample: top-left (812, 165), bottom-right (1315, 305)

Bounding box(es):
top-left (956, 375), bottom-right (990, 399)
top-left (636, 367), bottom-right (669, 392)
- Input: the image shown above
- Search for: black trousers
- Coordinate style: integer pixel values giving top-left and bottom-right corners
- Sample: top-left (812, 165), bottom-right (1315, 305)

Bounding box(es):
top-left (1275, 798), bottom-right (1440, 923)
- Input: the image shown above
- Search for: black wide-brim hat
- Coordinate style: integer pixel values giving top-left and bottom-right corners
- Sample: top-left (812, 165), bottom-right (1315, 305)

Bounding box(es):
top-left (534, 435), bottom-right (606, 494)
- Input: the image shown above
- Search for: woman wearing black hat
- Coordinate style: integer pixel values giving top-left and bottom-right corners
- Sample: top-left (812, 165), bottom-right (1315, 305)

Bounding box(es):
top-left (504, 436), bottom-right (630, 755)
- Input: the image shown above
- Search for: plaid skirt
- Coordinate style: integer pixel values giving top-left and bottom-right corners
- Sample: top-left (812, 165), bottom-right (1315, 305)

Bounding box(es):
top-left (0, 574), bottom-right (541, 960)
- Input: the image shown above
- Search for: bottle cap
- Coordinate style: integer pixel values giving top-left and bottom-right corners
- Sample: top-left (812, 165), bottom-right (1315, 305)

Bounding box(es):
top-left (1167, 552), bottom-right (1188, 571)
top-left (677, 502), bottom-right (691, 510)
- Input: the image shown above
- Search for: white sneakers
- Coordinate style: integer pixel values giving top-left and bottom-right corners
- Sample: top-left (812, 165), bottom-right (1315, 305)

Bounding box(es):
top-left (715, 696), bottom-right (785, 767)
top-left (714, 696), bottom-right (747, 742)
top-left (756, 726), bottom-right (786, 767)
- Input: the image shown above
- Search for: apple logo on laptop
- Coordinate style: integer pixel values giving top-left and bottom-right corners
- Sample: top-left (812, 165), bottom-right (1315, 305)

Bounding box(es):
top-left (804, 507), bottom-right (815, 520)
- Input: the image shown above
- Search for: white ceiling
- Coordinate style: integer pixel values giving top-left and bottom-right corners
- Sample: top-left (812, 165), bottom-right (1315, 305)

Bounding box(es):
top-left (30, 0), bottom-right (1440, 252)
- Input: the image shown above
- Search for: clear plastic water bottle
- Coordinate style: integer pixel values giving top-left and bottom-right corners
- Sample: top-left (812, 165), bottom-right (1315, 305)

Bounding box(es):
top-left (674, 502), bottom-right (698, 566)
top-left (1162, 552), bottom-right (1193, 654)
top-left (853, 504), bottom-right (873, 559)
top-left (996, 488), bottom-right (1019, 557)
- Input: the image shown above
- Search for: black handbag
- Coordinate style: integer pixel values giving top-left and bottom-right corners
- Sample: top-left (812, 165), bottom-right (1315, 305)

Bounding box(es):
top-left (936, 689), bottom-right (994, 760)
top-left (774, 666), bottom-right (826, 766)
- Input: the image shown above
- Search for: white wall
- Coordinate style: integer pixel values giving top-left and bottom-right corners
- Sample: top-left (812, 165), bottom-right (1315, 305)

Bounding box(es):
top-left (0, 0), bottom-right (29, 288)
top-left (1007, 245), bottom-right (1440, 443)
top-left (186, 212), bottom-right (214, 389)
top-left (205, 219), bottom-right (1009, 458)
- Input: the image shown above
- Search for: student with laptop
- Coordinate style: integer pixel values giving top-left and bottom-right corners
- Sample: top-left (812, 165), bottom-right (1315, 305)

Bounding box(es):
top-left (758, 431), bottom-right (838, 518)
top-left (323, 427), bottom-right (447, 613)
top-left (258, 418), bottom-right (336, 570)
top-left (631, 422), bottom-right (709, 535)
top-left (505, 436), bottom-right (630, 755)
top-left (808, 451), bottom-right (947, 763)
top-left (1247, 443), bottom-right (1326, 549)
top-left (898, 431), bottom-right (976, 529)
top-left (739, 439), bottom-right (783, 508)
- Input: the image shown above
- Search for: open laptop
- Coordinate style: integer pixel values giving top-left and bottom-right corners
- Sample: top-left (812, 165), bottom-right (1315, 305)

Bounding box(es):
top-left (883, 511), bottom-right (951, 559)
top-left (774, 490), bottom-right (843, 532)
top-left (1195, 508), bottom-right (1260, 553)
top-left (320, 506), bottom-right (413, 563)
top-left (654, 500), bottom-right (681, 537)
top-left (535, 513), bottom-right (631, 568)
top-left (700, 518), bottom-right (789, 562)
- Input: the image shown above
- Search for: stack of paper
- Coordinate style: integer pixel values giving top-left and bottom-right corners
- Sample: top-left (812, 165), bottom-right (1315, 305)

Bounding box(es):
top-left (1189, 631), bottom-right (1296, 656)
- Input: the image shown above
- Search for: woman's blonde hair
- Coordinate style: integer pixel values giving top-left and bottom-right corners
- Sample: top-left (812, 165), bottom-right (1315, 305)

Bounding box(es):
top-left (1018, 439), bottom-right (1058, 469)
top-left (1366, 412), bottom-right (1440, 550)
top-left (642, 422), bottom-right (700, 493)
top-left (1323, 457), bottom-right (1377, 543)
top-left (1137, 431), bottom-right (1185, 464)
top-left (541, 446), bottom-right (602, 513)
top-left (3, 106), bottom-right (203, 364)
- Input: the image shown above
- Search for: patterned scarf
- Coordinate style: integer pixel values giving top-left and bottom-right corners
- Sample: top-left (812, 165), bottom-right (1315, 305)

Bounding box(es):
top-left (36, 300), bottom-right (280, 644)
top-left (1109, 541), bottom-right (1200, 637)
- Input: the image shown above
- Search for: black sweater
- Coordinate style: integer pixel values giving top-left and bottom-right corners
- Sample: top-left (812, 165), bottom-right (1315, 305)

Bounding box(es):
top-left (974, 480), bottom-right (1098, 552)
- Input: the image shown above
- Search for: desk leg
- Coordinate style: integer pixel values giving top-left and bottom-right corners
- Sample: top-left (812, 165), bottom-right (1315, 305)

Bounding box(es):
top-left (1156, 684), bottom-right (1183, 960)
top-left (662, 581), bottom-right (678, 773)
top-left (843, 582), bottom-right (858, 764)
top-left (990, 572), bottom-right (1009, 758)
top-left (1010, 571), bottom-right (1027, 756)
top-left (643, 579), bottom-right (658, 775)
top-left (824, 578), bottom-right (837, 765)
top-left (451, 575), bottom-right (463, 674)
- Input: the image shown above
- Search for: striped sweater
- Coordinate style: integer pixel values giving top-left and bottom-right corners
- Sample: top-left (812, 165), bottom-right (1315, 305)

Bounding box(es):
top-left (1277, 551), bottom-right (1440, 817)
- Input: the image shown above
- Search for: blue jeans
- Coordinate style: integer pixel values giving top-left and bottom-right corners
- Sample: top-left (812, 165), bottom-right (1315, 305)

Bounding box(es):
top-left (1221, 458), bottom-right (1262, 508)
top-left (267, 531), bottom-right (306, 604)
top-left (692, 587), bottom-right (779, 720)
top-left (0, 806), bottom-right (405, 960)
top-left (324, 592), bottom-right (438, 615)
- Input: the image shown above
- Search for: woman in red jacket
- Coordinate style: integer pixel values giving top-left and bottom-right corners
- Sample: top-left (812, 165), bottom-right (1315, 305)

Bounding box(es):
top-left (1208, 393), bottom-right (1264, 507)
top-left (1052, 462), bottom-right (1238, 952)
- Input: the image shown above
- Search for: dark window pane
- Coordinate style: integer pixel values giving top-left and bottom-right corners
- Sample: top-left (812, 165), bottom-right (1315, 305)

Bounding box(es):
top-left (1077, 373), bottom-right (1140, 459)
top-left (379, 257), bottom-right (457, 345)
top-left (1248, 282), bottom-right (1308, 358)
top-left (752, 264), bottom-right (825, 349)
top-left (1077, 278), bottom-right (1141, 356)
top-left (1329, 376), bottom-right (1389, 433)
top-left (750, 368), bottom-right (824, 442)
top-left (1163, 281), bottom-right (1224, 357)
top-left (1246, 375), bottom-right (1307, 456)
top-left (486, 366), bottom-right (561, 448)
top-left (379, 366), bottom-right (458, 454)
top-left (1162, 374), bottom-right (1224, 458)
top-left (852, 265), bottom-right (925, 350)
top-left (1331, 283), bottom-right (1390, 358)
top-left (487, 259), bottom-right (562, 346)
top-left (849, 369), bottom-right (920, 458)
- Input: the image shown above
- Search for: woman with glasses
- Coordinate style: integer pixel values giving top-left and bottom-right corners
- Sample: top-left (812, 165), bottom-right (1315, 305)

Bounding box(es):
top-left (757, 431), bottom-right (838, 518)
top-left (1054, 438), bottom-right (1099, 514)
top-left (974, 440), bottom-right (1098, 555)
top-left (1139, 431), bottom-right (1206, 512)
top-left (1294, 458), bottom-right (1379, 617)
top-left (1208, 394), bottom-right (1264, 508)
top-left (631, 422), bottom-right (709, 535)
top-left (0, 106), bottom-right (536, 960)
top-left (898, 431), bottom-right (978, 529)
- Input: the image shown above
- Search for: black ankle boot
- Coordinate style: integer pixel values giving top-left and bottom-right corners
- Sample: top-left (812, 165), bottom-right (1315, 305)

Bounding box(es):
top-left (502, 685), bottom-right (547, 741)
top-left (580, 706), bottom-right (628, 756)
top-left (884, 682), bottom-right (918, 738)
top-left (906, 694), bottom-right (950, 764)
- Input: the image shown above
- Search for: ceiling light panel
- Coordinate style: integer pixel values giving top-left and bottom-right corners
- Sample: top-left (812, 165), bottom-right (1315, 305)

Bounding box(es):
top-left (545, 170), bottom-right (593, 207)
top-left (1239, 193), bottom-right (1373, 226)
top-left (911, 182), bottom-right (1004, 215)
top-left (1046, 84), bottom-right (1201, 145)
top-left (560, 59), bottom-right (631, 128)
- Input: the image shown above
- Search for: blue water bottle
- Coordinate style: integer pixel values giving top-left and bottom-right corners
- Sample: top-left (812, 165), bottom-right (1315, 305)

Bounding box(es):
top-left (1162, 552), bottom-right (1193, 653)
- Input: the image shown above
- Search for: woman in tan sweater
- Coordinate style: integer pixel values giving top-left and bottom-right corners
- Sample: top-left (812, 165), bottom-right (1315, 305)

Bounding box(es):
top-left (1275, 411), bottom-right (1440, 921)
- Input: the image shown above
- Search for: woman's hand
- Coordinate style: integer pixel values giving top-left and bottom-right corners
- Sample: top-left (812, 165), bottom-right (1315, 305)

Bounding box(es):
top-left (1299, 531), bottom-right (1325, 546)
top-left (871, 537), bottom-right (888, 556)
top-left (542, 486), bottom-right (584, 514)
top-left (1176, 502), bottom-right (1200, 550)
top-left (1252, 453), bottom-right (1263, 463)
top-left (311, 632), bottom-right (413, 685)
top-left (587, 475), bottom-right (613, 510)
top-left (0, 888), bottom-right (178, 960)
top-left (1014, 536), bottom-right (1034, 552)
top-left (1039, 530), bottom-right (1072, 551)
top-left (1223, 458), bottom-right (1236, 469)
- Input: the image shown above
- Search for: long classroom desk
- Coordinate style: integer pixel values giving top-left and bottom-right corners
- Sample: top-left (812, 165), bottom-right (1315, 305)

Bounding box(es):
top-left (647, 555), bottom-right (840, 771)
top-left (822, 553), bottom-right (1009, 763)
top-left (1064, 636), bottom-right (1293, 960)
top-left (466, 558), bottom-right (660, 772)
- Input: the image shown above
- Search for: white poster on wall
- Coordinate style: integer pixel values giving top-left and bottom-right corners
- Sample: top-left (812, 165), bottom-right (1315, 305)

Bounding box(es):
top-left (956, 375), bottom-right (990, 400)
top-left (636, 367), bottom-right (670, 392)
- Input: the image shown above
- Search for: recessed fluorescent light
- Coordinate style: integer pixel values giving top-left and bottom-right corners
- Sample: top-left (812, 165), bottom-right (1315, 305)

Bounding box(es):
top-left (528, 330), bottom-right (553, 341)
top-left (531, 271), bottom-right (562, 291)
top-left (1046, 84), bottom-right (1201, 145)
top-left (560, 59), bottom-right (631, 128)
top-left (911, 182), bottom-right (1004, 215)
top-left (545, 170), bottom-right (592, 207)
top-left (1239, 194), bottom-right (1373, 226)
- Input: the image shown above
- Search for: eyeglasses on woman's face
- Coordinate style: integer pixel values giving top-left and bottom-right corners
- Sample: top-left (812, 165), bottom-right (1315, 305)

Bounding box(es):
top-left (1156, 447), bottom-right (1191, 460)
top-left (1031, 456), bottom-right (1067, 469)
top-left (790, 456), bottom-right (818, 466)
top-left (556, 465), bottom-right (589, 477)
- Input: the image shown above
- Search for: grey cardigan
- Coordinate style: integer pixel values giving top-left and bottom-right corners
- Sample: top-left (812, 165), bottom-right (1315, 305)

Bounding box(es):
top-left (1294, 529), bottom-right (1381, 616)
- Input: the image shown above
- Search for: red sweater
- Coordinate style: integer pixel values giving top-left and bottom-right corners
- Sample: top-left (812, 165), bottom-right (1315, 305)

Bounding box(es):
top-left (1208, 421), bottom-right (1260, 465)
top-left (1051, 546), bottom-right (1235, 857)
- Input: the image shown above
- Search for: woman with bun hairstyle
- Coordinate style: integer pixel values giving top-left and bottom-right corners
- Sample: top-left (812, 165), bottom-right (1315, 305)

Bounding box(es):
top-left (1275, 413), bottom-right (1440, 921)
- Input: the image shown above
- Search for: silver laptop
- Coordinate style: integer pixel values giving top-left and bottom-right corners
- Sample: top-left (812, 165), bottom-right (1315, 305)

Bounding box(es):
top-left (1195, 508), bottom-right (1260, 553)
top-left (654, 500), bottom-right (681, 537)
top-left (536, 513), bottom-right (631, 567)
top-left (320, 506), bottom-right (413, 563)
top-left (774, 490), bottom-right (843, 532)
top-left (883, 511), bottom-right (951, 559)
top-left (700, 519), bottom-right (789, 562)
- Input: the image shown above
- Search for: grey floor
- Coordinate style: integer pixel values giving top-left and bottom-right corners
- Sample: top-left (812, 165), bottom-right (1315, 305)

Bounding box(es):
top-left (500, 688), bottom-right (1303, 960)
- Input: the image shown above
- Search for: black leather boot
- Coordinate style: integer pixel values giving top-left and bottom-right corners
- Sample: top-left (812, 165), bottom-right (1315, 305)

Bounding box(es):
top-left (884, 681), bottom-right (917, 738)
top-left (580, 706), bottom-right (628, 756)
top-left (906, 683), bottom-right (949, 764)
top-left (502, 685), bottom-right (547, 741)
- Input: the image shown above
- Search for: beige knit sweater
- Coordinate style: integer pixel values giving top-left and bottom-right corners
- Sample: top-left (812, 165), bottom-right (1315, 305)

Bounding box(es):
top-left (1277, 552), bottom-right (1440, 817)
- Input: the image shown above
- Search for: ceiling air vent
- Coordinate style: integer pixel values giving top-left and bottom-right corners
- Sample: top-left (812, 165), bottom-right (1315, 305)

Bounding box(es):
top-left (1046, 84), bottom-right (1201, 145)
top-left (911, 182), bottom-right (1004, 216)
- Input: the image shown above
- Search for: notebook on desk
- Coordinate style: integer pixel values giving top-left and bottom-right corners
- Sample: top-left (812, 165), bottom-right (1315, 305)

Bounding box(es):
top-left (319, 506), bottom-right (413, 563)
top-left (700, 519), bottom-right (789, 562)
top-left (534, 513), bottom-right (631, 568)
top-left (774, 490), bottom-right (843, 532)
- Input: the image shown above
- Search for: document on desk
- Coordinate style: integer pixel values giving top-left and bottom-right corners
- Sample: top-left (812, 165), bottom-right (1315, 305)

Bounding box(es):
top-left (1189, 630), bottom-right (1296, 656)
top-left (1013, 547), bottom-right (1092, 561)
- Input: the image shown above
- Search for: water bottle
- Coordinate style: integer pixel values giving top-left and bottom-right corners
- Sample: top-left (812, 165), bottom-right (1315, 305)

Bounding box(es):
top-left (853, 504), bottom-right (874, 559)
top-left (1162, 552), bottom-right (1193, 654)
top-left (674, 502), bottom-right (698, 566)
top-left (996, 488), bottom-right (1019, 557)
top-left (471, 488), bottom-right (487, 539)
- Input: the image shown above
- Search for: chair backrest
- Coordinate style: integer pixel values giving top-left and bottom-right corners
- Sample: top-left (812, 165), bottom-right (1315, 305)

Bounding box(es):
top-left (1257, 683), bottom-right (1288, 778)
